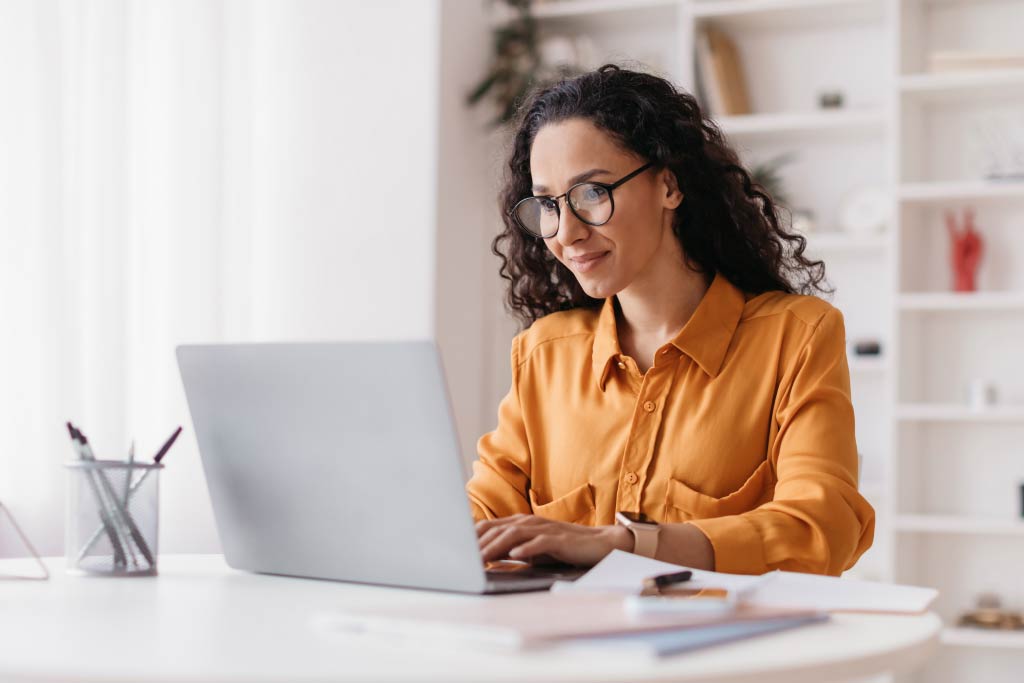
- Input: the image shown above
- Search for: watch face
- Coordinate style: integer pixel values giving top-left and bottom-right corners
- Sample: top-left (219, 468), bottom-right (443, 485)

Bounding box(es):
top-left (618, 511), bottom-right (656, 525)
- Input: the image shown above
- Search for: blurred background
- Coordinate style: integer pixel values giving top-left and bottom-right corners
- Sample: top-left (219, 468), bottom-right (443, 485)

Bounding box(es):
top-left (1, 1), bottom-right (1023, 680)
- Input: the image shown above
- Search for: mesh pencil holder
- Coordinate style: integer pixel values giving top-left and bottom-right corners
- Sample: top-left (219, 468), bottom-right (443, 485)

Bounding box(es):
top-left (64, 460), bottom-right (162, 576)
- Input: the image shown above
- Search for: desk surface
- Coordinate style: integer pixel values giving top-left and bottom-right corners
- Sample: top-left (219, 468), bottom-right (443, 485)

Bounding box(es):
top-left (0, 555), bottom-right (940, 683)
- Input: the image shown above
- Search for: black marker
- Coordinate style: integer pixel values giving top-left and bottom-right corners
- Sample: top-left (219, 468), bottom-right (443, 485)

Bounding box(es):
top-left (646, 570), bottom-right (693, 590)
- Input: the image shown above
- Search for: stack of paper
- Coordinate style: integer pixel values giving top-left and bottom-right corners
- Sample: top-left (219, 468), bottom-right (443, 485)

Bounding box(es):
top-left (318, 552), bottom-right (937, 658)
top-left (554, 550), bottom-right (938, 614)
top-left (320, 591), bottom-right (823, 653)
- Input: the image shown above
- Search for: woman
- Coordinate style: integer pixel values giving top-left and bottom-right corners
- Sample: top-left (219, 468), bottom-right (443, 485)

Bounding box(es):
top-left (467, 65), bottom-right (874, 576)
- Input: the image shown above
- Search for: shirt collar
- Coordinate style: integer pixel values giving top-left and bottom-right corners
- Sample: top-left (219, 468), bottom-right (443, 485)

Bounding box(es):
top-left (591, 273), bottom-right (746, 391)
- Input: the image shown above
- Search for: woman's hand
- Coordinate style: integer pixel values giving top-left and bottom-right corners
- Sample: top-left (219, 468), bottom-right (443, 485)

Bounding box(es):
top-left (476, 514), bottom-right (634, 567)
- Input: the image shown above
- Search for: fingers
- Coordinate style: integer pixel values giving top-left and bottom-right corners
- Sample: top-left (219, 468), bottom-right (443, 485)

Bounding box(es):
top-left (475, 513), bottom-right (529, 537)
top-left (479, 518), bottom-right (547, 562)
top-left (477, 516), bottom-right (543, 550)
top-left (507, 534), bottom-right (562, 562)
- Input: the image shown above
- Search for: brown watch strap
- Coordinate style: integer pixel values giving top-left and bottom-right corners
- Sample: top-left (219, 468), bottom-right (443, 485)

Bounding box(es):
top-left (628, 524), bottom-right (660, 558)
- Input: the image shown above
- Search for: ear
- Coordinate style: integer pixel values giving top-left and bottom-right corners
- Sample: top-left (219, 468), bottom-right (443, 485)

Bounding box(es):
top-left (660, 168), bottom-right (684, 210)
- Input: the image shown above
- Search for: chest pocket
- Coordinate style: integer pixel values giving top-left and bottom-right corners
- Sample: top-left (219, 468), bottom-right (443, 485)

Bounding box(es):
top-left (663, 460), bottom-right (774, 522)
top-left (529, 482), bottom-right (596, 525)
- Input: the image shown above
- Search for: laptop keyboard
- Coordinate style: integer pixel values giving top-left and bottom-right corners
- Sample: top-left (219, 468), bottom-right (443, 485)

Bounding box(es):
top-left (484, 560), bottom-right (585, 582)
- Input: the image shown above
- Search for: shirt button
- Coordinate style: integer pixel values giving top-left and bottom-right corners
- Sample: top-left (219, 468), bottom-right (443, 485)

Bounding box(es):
top-left (625, 472), bottom-right (638, 485)
top-left (643, 400), bottom-right (656, 412)
top-left (617, 361), bottom-right (626, 370)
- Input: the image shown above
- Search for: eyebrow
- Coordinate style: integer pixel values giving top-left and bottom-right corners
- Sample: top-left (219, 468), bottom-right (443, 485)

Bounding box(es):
top-left (532, 168), bottom-right (611, 194)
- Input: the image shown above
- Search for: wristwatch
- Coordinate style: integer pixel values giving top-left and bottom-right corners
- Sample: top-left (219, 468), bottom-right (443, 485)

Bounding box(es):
top-left (615, 511), bottom-right (660, 559)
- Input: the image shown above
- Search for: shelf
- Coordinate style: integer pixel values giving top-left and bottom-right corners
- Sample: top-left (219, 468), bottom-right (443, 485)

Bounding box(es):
top-left (900, 69), bottom-right (1024, 103)
top-left (898, 292), bottom-right (1024, 312)
top-left (848, 355), bottom-right (888, 373)
top-left (896, 404), bottom-right (1024, 422)
top-left (691, 0), bottom-right (883, 28)
top-left (500, 0), bottom-right (678, 21)
top-left (942, 627), bottom-right (1024, 650)
top-left (899, 181), bottom-right (1024, 204)
top-left (895, 515), bottom-right (1024, 536)
top-left (716, 109), bottom-right (885, 138)
top-left (804, 233), bottom-right (889, 251)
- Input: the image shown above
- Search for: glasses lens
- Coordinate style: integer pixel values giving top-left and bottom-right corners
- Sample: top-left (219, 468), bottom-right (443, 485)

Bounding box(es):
top-left (568, 183), bottom-right (612, 225)
top-left (515, 197), bottom-right (559, 237)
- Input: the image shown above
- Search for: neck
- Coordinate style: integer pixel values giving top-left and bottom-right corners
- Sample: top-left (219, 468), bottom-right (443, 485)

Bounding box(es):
top-left (615, 248), bottom-right (711, 344)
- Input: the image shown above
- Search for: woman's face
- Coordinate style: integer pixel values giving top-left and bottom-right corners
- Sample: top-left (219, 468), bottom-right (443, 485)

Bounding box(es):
top-left (528, 118), bottom-right (683, 300)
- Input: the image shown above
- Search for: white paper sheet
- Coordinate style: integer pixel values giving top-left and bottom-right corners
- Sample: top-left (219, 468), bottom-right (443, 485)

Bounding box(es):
top-left (553, 550), bottom-right (937, 614)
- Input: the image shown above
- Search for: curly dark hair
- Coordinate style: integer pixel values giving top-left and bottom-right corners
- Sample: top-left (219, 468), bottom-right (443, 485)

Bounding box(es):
top-left (494, 64), bottom-right (830, 327)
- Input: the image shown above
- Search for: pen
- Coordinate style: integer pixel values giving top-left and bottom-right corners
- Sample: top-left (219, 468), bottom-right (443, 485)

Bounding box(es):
top-left (152, 426), bottom-right (182, 464)
top-left (67, 423), bottom-right (128, 568)
top-left (643, 570), bottom-right (693, 593)
top-left (76, 426), bottom-right (181, 561)
top-left (123, 440), bottom-right (135, 507)
top-left (73, 425), bottom-right (140, 568)
top-left (75, 426), bottom-right (154, 569)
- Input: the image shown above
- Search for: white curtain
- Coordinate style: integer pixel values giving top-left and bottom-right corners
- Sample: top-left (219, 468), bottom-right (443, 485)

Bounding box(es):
top-left (0, 0), bottom-right (441, 557)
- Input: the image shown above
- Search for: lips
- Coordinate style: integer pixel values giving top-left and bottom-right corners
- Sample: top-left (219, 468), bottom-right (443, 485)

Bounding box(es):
top-left (567, 251), bottom-right (610, 274)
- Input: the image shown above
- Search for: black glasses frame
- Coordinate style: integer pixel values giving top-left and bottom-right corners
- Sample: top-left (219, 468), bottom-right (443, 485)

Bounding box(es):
top-left (510, 162), bottom-right (655, 238)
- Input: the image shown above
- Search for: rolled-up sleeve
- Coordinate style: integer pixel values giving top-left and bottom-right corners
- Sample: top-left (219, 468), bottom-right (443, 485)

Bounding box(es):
top-left (466, 333), bottom-right (533, 522)
top-left (689, 308), bottom-right (875, 576)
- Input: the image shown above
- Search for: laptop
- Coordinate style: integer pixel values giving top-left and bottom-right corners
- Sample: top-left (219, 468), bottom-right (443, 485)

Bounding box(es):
top-left (176, 340), bottom-right (584, 594)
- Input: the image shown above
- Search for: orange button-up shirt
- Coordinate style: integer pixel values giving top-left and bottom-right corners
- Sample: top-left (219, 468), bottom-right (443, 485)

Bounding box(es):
top-left (467, 273), bottom-right (875, 576)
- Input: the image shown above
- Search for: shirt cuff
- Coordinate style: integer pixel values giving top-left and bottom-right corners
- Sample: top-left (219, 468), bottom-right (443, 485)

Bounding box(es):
top-left (687, 515), bottom-right (768, 575)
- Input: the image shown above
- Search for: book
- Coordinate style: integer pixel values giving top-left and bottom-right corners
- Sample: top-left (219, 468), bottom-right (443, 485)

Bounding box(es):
top-left (320, 591), bottom-right (823, 651)
top-left (695, 29), bottom-right (726, 116)
top-left (568, 613), bottom-right (828, 657)
top-left (697, 27), bottom-right (751, 116)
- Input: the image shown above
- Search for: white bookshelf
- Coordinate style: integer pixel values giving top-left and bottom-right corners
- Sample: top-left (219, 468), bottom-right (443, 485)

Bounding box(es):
top-left (896, 403), bottom-right (1024, 423)
top-left (494, 2), bottom-right (1024, 680)
top-left (529, 0), bottom-right (676, 20)
top-left (895, 515), bottom-right (1024, 536)
top-left (849, 355), bottom-right (889, 373)
top-left (717, 109), bottom-right (886, 138)
top-left (898, 292), bottom-right (1024, 311)
top-left (691, 0), bottom-right (884, 27)
top-left (892, 2), bottom-right (1024, 681)
top-left (942, 627), bottom-right (1024, 651)
top-left (900, 69), bottom-right (1024, 102)
top-left (806, 233), bottom-right (889, 251)
top-left (899, 181), bottom-right (1024, 204)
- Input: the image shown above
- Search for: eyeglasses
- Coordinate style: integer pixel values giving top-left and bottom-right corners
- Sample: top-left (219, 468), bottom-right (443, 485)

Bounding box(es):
top-left (510, 162), bottom-right (654, 239)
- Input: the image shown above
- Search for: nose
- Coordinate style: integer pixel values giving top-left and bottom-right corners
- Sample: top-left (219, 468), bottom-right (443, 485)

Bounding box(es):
top-left (554, 200), bottom-right (589, 247)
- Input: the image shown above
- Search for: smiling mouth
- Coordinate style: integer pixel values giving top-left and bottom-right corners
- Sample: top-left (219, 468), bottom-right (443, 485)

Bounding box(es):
top-left (569, 251), bottom-right (610, 273)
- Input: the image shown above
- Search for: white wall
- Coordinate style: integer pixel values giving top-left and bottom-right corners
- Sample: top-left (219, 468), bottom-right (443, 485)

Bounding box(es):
top-left (0, 0), bottom-right (441, 557)
top-left (239, 0), bottom-right (440, 343)
top-left (435, 0), bottom-right (514, 469)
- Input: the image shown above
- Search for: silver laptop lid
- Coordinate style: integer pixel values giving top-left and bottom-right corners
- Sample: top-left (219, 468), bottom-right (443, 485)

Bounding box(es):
top-left (176, 340), bottom-right (487, 593)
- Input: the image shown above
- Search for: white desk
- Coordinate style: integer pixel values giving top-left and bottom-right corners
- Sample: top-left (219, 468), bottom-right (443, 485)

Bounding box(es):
top-left (0, 555), bottom-right (939, 683)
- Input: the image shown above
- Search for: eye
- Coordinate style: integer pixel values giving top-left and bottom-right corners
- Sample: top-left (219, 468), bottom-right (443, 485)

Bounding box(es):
top-left (581, 185), bottom-right (608, 202)
top-left (539, 198), bottom-right (559, 214)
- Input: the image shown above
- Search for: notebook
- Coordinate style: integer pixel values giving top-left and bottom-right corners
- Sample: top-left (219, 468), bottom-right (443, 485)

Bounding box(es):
top-left (319, 591), bottom-right (824, 651)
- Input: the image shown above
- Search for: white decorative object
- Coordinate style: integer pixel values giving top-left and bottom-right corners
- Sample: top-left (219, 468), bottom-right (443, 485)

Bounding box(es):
top-left (966, 380), bottom-right (998, 412)
top-left (838, 186), bottom-right (889, 236)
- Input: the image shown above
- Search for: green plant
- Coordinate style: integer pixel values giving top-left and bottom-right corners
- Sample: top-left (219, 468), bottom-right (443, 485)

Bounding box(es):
top-left (468, 0), bottom-right (581, 126)
top-left (748, 152), bottom-right (795, 206)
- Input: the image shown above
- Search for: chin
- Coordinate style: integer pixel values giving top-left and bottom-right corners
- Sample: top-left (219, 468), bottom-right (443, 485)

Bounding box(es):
top-left (577, 276), bottom-right (621, 300)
